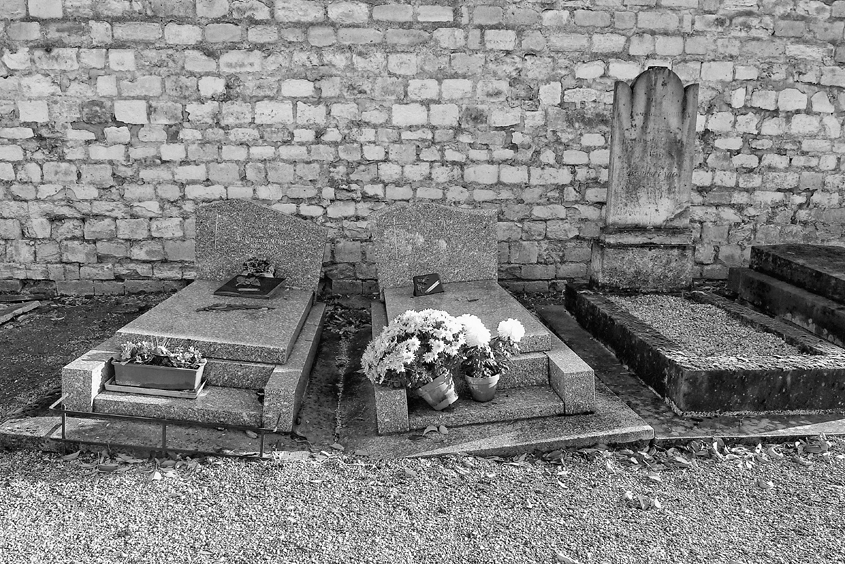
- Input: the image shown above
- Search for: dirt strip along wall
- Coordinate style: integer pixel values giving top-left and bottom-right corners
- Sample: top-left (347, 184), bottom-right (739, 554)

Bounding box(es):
top-left (1, 0), bottom-right (844, 295)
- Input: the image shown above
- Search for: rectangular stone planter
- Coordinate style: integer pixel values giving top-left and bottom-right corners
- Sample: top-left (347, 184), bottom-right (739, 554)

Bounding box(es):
top-left (565, 284), bottom-right (845, 415)
top-left (112, 359), bottom-right (206, 391)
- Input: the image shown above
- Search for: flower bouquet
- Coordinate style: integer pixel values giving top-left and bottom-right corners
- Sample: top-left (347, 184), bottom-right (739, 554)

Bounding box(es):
top-left (361, 309), bottom-right (466, 410)
top-left (113, 339), bottom-right (206, 390)
top-left (457, 316), bottom-right (525, 402)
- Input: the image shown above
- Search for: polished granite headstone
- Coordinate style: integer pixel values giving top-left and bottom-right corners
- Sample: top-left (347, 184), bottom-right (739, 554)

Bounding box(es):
top-left (370, 203), bottom-right (498, 292)
top-left (195, 200), bottom-right (327, 291)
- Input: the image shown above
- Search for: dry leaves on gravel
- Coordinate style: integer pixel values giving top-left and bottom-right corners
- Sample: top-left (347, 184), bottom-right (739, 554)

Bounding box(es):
top-left (59, 449), bottom-right (203, 480)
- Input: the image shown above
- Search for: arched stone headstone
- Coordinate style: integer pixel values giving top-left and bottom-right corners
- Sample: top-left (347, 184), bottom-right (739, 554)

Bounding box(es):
top-left (591, 67), bottom-right (699, 291)
top-left (370, 203), bottom-right (498, 292)
top-left (195, 200), bottom-right (327, 291)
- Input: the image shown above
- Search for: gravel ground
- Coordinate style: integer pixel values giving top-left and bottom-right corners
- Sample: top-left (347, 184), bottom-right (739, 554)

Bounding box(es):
top-left (0, 439), bottom-right (843, 564)
top-left (610, 295), bottom-right (803, 357)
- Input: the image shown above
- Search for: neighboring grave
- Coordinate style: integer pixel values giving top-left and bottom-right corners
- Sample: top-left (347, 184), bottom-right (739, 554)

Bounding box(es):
top-left (195, 200), bottom-right (326, 290)
top-left (368, 203), bottom-right (595, 434)
top-left (591, 67), bottom-right (699, 291)
top-left (370, 203), bottom-right (498, 292)
top-left (64, 200), bottom-right (328, 435)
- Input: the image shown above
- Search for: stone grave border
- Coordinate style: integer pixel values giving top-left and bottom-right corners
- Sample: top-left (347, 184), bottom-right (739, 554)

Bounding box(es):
top-left (565, 284), bottom-right (845, 416)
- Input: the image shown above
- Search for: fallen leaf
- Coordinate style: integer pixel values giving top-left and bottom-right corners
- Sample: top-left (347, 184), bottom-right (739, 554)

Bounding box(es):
top-left (97, 464), bottom-right (119, 473)
top-left (159, 460), bottom-right (176, 468)
top-left (150, 471), bottom-right (162, 481)
top-left (438, 425), bottom-right (448, 435)
top-left (756, 478), bottom-right (774, 490)
top-left (245, 430), bottom-right (259, 439)
top-left (61, 451), bottom-right (80, 461)
top-left (330, 443), bottom-right (345, 451)
top-left (403, 468), bottom-right (419, 479)
top-left (647, 473), bottom-right (662, 483)
top-left (422, 425), bottom-right (438, 437)
top-left (556, 551), bottom-right (580, 564)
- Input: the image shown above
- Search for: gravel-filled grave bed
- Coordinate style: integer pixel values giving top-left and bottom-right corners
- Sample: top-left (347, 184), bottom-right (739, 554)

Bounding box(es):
top-left (608, 294), bottom-right (805, 358)
top-left (565, 285), bottom-right (845, 415)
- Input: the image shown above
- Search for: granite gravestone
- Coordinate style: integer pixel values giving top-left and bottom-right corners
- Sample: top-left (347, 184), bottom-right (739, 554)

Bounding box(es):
top-left (195, 200), bottom-right (327, 291)
top-left (370, 203), bottom-right (498, 292)
top-left (591, 67), bottom-right (699, 291)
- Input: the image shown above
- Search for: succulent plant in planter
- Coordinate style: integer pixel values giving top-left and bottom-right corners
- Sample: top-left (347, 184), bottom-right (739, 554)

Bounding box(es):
top-left (114, 339), bottom-right (206, 391)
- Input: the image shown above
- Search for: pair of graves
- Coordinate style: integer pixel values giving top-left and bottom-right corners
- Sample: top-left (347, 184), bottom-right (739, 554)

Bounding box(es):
top-left (60, 199), bottom-right (599, 438)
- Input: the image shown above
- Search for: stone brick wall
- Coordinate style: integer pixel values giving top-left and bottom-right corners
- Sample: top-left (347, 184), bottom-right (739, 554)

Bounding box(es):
top-left (1, 0), bottom-right (844, 295)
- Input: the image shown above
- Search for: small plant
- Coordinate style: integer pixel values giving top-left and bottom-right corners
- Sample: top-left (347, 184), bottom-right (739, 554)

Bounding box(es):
top-left (457, 316), bottom-right (525, 379)
top-left (361, 309), bottom-right (466, 390)
top-left (119, 339), bottom-right (204, 369)
top-left (241, 257), bottom-right (275, 277)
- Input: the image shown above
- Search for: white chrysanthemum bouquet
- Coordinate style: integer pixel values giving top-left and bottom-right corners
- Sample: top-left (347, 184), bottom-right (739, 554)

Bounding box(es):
top-left (362, 309), bottom-right (466, 390)
top-left (457, 315), bottom-right (525, 380)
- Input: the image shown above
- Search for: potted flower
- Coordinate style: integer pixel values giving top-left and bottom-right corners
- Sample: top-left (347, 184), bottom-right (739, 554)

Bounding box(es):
top-left (361, 309), bottom-right (465, 410)
top-left (113, 340), bottom-right (206, 391)
top-left (457, 316), bottom-right (525, 402)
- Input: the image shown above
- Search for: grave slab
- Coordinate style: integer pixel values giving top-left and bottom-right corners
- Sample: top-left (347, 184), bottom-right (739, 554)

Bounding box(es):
top-left (116, 280), bottom-right (314, 364)
top-left (384, 280), bottom-right (551, 353)
top-left (94, 386), bottom-right (263, 427)
top-left (730, 267), bottom-right (845, 348)
top-left (195, 200), bottom-right (327, 291)
top-left (750, 244), bottom-right (845, 305)
top-left (370, 203), bottom-right (498, 292)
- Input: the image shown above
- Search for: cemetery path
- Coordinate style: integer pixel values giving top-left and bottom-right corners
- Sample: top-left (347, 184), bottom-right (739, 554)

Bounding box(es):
top-left (0, 446), bottom-right (842, 564)
top-left (0, 295), bottom-right (166, 423)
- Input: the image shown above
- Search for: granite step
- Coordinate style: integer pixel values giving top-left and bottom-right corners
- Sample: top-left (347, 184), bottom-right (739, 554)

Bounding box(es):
top-left (407, 386), bottom-right (567, 431)
top-left (750, 244), bottom-right (845, 305)
top-left (729, 267), bottom-right (845, 348)
top-left (94, 386), bottom-right (263, 428)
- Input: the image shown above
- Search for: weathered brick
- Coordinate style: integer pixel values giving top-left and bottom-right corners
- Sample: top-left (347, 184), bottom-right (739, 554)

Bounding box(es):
top-left (28, 0), bottom-right (62, 19)
top-left (373, 4), bottom-right (412, 21)
top-left (274, 0), bottom-right (324, 22)
top-left (417, 5), bottom-right (452, 22)
top-left (0, 0), bottom-right (26, 19)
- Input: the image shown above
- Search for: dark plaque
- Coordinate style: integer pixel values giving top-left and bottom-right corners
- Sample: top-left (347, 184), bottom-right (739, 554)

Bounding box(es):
top-left (213, 275), bottom-right (286, 299)
top-left (413, 273), bottom-right (444, 297)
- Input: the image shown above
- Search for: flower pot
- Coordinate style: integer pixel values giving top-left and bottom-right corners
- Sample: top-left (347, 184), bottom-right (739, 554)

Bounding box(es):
top-left (112, 359), bottom-right (206, 391)
top-left (465, 374), bottom-right (500, 402)
top-left (417, 373), bottom-right (458, 410)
